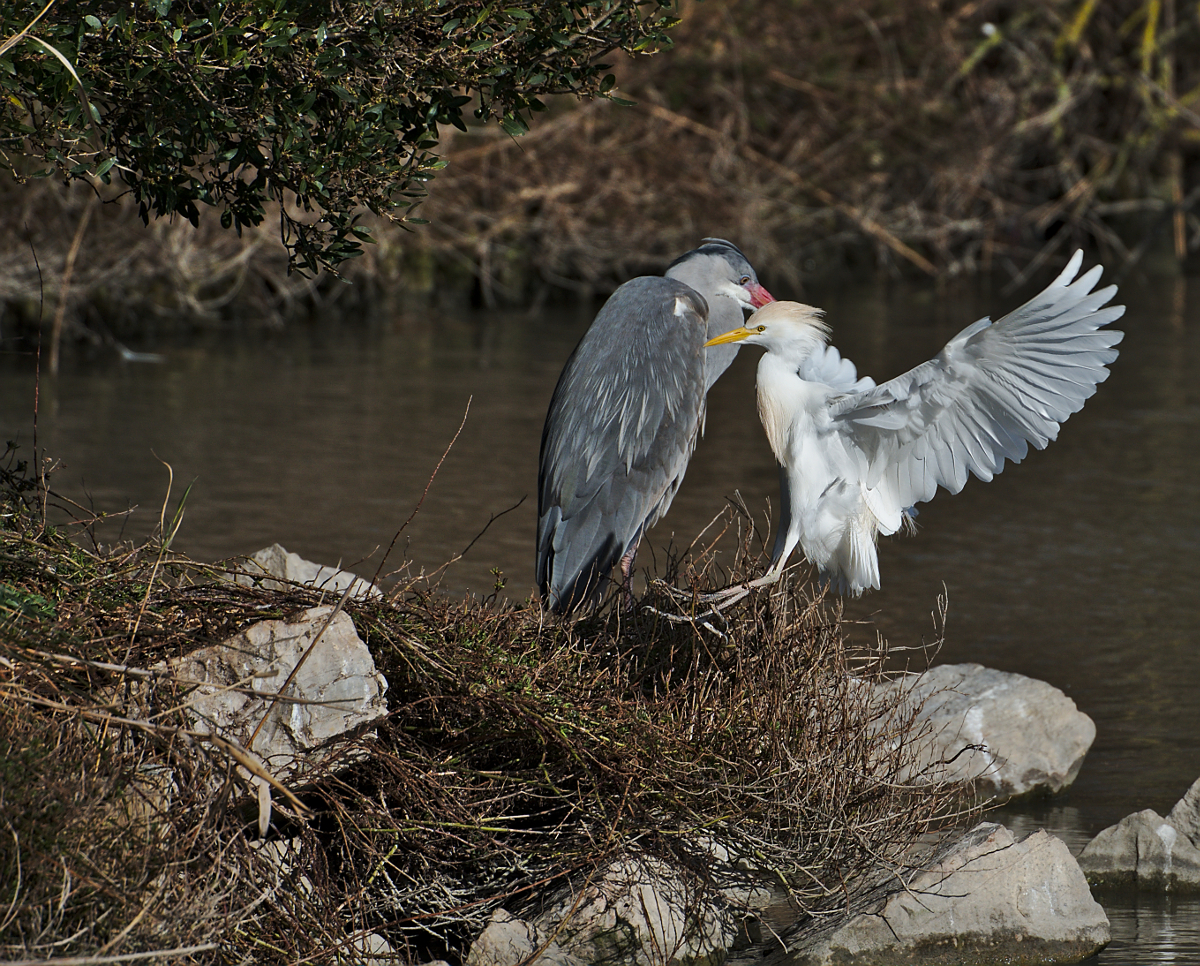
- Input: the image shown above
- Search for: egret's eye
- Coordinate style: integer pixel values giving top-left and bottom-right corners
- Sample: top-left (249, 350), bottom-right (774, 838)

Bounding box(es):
top-left (739, 275), bottom-right (752, 285)
top-left (756, 324), bottom-right (767, 332)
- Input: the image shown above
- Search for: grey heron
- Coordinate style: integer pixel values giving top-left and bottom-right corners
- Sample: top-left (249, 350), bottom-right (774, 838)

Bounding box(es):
top-left (537, 239), bottom-right (774, 613)
top-left (704, 249), bottom-right (1124, 597)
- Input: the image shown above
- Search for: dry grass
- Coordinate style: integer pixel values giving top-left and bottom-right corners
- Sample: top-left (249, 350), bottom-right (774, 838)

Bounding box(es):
top-left (416, 0), bottom-right (1200, 299)
top-left (1, 444), bottom-right (971, 964)
top-left (2, 0), bottom-right (1198, 346)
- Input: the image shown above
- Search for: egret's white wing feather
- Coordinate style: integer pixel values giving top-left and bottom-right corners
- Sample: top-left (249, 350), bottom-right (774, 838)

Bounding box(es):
top-left (827, 250), bottom-right (1124, 515)
top-left (799, 343), bottom-right (876, 392)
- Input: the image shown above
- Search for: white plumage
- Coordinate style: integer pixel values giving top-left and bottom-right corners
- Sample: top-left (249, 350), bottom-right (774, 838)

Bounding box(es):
top-left (704, 250), bottom-right (1125, 596)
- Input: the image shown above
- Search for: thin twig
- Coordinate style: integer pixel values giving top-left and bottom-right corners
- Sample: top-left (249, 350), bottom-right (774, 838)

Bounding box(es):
top-left (374, 395), bottom-right (472, 588)
top-left (0, 944), bottom-right (218, 966)
top-left (49, 192), bottom-right (97, 375)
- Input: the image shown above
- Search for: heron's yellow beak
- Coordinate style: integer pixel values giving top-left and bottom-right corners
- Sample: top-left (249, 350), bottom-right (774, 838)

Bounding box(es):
top-left (704, 326), bottom-right (755, 347)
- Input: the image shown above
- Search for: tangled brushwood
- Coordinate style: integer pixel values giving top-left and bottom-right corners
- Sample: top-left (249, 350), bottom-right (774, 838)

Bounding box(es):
top-left (1, 450), bottom-right (969, 964)
top-left (421, 0), bottom-right (1200, 301)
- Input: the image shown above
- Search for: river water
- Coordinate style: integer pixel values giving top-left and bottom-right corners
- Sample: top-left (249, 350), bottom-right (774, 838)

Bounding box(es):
top-left (2, 263), bottom-right (1198, 962)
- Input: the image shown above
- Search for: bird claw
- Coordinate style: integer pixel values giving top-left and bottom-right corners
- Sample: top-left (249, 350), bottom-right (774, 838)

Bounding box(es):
top-left (643, 578), bottom-right (761, 632)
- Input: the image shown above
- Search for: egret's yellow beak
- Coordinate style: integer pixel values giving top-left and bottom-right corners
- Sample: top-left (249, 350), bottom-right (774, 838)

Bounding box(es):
top-left (704, 326), bottom-right (755, 347)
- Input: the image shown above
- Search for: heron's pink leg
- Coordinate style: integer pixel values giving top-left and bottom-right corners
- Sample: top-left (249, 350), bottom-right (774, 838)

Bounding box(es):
top-left (618, 537), bottom-right (641, 610)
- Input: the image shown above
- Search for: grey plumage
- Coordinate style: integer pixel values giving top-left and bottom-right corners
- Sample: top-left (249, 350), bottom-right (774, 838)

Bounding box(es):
top-left (536, 239), bottom-right (772, 613)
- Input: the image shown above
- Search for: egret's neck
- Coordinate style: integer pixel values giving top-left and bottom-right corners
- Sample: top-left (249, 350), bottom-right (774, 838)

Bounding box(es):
top-left (755, 342), bottom-right (830, 465)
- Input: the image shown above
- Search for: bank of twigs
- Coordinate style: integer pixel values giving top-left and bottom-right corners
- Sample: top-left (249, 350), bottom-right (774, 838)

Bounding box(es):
top-left (421, 0), bottom-right (1200, 300)
top-left (1, 450), bottom-right (967, 964)
top-left (2, 0), bottom-right (1197, 345)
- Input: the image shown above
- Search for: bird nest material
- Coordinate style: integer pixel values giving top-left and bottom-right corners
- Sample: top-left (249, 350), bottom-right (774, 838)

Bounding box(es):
top-left (0, 447), bottom-right (971, 964)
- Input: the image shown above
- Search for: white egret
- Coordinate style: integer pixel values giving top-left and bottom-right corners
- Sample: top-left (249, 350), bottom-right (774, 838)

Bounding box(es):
top-left (704, 250), bottom-right (1124, 597)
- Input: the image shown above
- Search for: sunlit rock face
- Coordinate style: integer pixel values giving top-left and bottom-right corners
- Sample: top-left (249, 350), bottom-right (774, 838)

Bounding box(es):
top-left (1080, 776), bottom-right (1200, 892)
top-left (873, 663), bottom-right (1095, 800)
top-left (793, 823), bottom-right (1110, 966)
top-left (169, 604), bottom-right (388, 782)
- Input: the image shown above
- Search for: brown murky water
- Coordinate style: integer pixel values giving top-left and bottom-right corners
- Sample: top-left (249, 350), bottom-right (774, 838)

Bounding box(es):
top-left (3, 266), bottom-right (1199, 962)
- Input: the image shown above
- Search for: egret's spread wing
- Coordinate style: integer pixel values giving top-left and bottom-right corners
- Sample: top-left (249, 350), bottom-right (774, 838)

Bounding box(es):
top-left (827, 250), bottom-right (1124, 513)
top-left (799, 344), bottom-right (876, 392)
top-left (537, 277), bottom-right (710, 609)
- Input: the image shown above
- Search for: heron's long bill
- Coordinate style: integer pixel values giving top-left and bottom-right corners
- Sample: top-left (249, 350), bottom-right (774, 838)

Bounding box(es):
top-left (704, 326), bottom-right (756, 347)
top-left (749, 283), bottom-right (775, 307)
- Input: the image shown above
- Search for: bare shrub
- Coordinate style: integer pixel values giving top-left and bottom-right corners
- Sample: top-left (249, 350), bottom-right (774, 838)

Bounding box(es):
top-left (1, 452), bottom-right (968, 964)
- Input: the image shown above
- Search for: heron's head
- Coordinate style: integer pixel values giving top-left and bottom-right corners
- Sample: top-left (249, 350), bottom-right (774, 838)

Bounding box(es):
top-left (703, 301), bottom-right (829, 354)
top-left (665, 238), bottom-right (774, 313)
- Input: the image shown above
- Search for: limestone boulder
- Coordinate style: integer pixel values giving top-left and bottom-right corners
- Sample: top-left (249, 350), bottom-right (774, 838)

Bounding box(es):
top-left (170, 605), bottom-right (388, 782)
top-left (535, 855), bottom-right (732, 966)
top-left (466, 910), bottom-right (583, 966)
top-left (1168, 774), bottom-right (1200, 839)
top-left (467, 855), bottom-right (737, 966)
top-left (792, 823), bottom-right (1110, 965)
top-left (230, 543), bottom-right (382, 600)
top-left (877, 663), bottom-right (1094, 800)
top-left (1078, 775), bottom-right (1200, 891)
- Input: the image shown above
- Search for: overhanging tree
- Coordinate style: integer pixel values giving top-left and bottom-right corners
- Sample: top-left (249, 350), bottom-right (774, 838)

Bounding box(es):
top-left (0, 0), bottom-right (679, 274)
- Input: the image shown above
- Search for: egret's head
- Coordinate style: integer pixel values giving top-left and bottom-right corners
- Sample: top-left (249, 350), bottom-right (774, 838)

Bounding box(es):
top-left (703, 300), bottom-right (829, 353)
top-left (665, 238), bottom-right (775, 313)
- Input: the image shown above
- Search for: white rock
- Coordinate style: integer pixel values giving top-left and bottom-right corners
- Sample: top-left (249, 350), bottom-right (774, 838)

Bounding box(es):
top-left (230, 543), bottom-right (382, 600)
top-left (793, 822), bottom-right (1110, 964)
top-left (466, 910), bottom-right (582, 966)
top-left (171, 605), bottom-right (388, 782)
top-left (1167, 774), bottom-right (1200, 840)
top-left (876, 663), bottom-right (1094, 799)
top-left (535, 855), bottom-right (732, 966)
top-left (342, 931), bottom-right (397, 966)
top-left (1078, 776), bottom-right (1200, 890)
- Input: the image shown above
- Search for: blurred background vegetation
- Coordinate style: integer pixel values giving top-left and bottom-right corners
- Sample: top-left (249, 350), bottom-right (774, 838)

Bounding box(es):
top-left (1, 0), bottom-right (1198, 349)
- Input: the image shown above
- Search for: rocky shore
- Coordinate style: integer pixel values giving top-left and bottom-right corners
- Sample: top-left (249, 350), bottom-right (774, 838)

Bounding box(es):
top-left (192, 544), bottom-right (1140, 966)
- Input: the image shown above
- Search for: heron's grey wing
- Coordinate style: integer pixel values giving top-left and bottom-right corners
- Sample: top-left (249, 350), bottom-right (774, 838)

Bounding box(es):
top-left (537, 277), bottom-right (709, 610)
top-left (827, 250), bottom-right (1124, 515)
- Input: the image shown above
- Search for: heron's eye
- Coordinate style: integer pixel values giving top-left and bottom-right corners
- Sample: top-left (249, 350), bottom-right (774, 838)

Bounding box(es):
top-left (756, 325), bottom-right (767, 333)
top-left (739, 275), bottom-right (751, 285)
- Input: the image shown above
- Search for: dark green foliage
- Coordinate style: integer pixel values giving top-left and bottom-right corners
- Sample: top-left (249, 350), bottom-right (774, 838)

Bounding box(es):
top-left (0, 0), bottom-right (679, 274)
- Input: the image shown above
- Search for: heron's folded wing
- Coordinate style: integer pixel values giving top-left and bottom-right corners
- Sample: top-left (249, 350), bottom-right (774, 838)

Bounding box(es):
top-left (536, 278), bottom-right (709, 603)
top-left (826, 249), bottom-right (1125, 514)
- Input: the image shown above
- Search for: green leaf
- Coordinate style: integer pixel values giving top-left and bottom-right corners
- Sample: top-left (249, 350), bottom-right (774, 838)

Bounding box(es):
top-left (84, 15), bottom-right (102, 30)
top-left (499, 113), bottom-right (529, 136)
